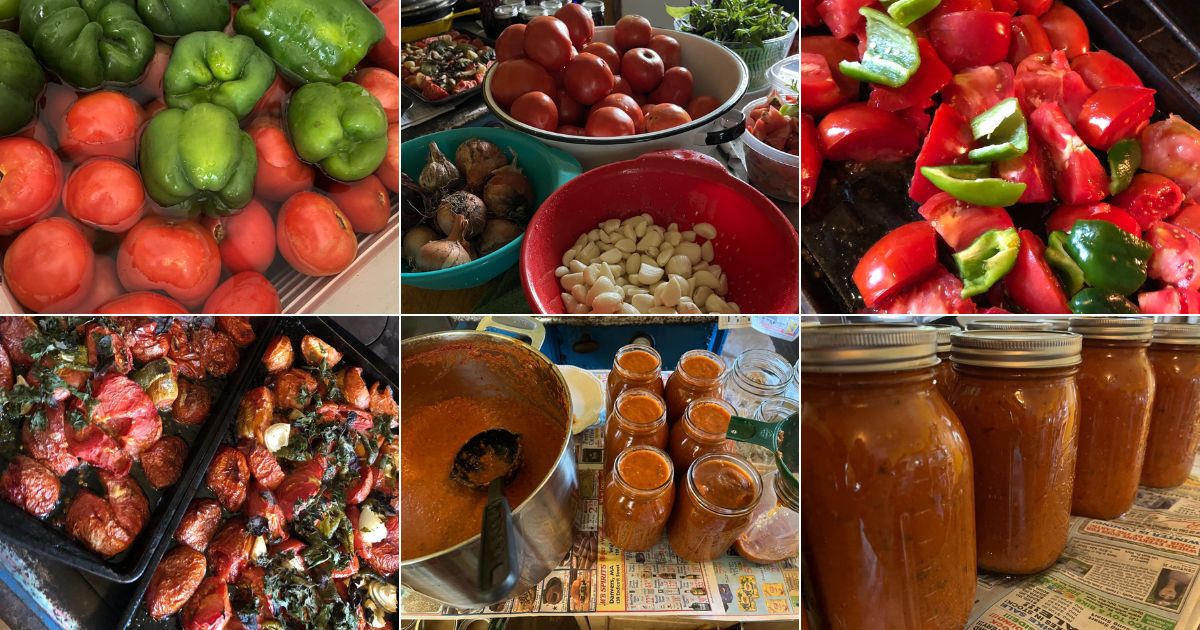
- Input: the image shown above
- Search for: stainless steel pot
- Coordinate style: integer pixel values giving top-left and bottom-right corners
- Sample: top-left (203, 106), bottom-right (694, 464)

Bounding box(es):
top-left (400, 317), bottom-right (579, 608)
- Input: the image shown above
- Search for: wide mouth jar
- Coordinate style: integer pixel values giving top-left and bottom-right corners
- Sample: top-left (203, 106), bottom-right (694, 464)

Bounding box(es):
top-left (950, 330), bottom-right (1082, 369)
top-left (674, 349), bottom-right (727, 387)
top-left (963, 318), bottom-right (1060, 331)
top-left (612, 445), bottom-right (675, 497)
top-left (612, 388), bottom-right (667, 432)
top-left (613, 344), bottom-right (663, 380)
top-left (686, 453), bottom-right (763, 517)
top-left (801, 324), bottom-right (938, 373)
top-left (1152, 323), bottom-right (1200, 346)
top-left (1069, 317), bottom-right (1153, 343)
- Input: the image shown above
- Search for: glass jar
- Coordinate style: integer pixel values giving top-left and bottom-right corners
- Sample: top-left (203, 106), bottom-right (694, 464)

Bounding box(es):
top-left (668, 397), bottom-right (735, 473)
top-left (1068, 317), bottom-right (1156, 519)
top-left (947, 330), bottom-right (1081, 574)
top-left (802, 325), bottom-right (975, 630)
top-left (725, 349), bottom-right (791, 472)
top-left (666, 453), bottom-right (762, 562)
top-left (582, 0), bottom-right (604, 25)
top-left (604, 445), bottom-right (675, 551)
top-left (964, 318), bottom-right (1058, 331)
top-left (930, 323), bottom-right (960, 402)
top-left (733, 467), bottom-right (798, 564)
top-left (603, 388), bottom-right (668, 476)
top-left (665, 349), bottom-right (726, 425)
top-left (606, 344), bottom-right (664, 417)
top-left (1142, 324), bottom-right (1200, 488)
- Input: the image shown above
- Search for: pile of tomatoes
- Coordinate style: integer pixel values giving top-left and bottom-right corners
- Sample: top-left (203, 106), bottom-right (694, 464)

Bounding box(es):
top-left (490, 11), bottom-right (721, 136)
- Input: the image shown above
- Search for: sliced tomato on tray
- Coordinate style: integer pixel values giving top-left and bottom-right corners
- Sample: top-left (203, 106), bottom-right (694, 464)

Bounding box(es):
top-left (1074, 86), bottom-right (1156, 151)
top-left (871, 266), bottom-right (979, 314)
top-left (942, 62), bottom-right (1015, 121)
top-left (1139, 287), bottom-right (1200, 314)
top-left (1046, 202), bottom-right (1140, 235)
top-left (1111, 173), bottom-right (1185, 230)
top-left (852, 221), bottom-right (940, 308)
top-left (1002, 230), bottom-right (1070, 314)
top-left (1145, 221), bottom-right (1200, 289)
top-left (929, 11), bottom-right (1012, 72)
top-left (917, 192), bottom-right (1014, 251)
top-left (910, 105), bottom-right (974, 203)
top-left (818, 103), bottom-right (921, 162)
top-left (1030, 101), bottom-right (1110, 205)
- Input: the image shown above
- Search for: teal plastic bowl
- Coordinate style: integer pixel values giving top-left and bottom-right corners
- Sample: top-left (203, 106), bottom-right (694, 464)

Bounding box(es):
top-left (401, 128), bottom-right (582, 290)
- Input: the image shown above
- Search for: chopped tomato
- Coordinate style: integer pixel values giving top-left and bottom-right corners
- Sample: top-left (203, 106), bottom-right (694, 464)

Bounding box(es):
top-left (1111, 173), bottom-right (1185, 230)
top-left (1013, 51), bottom-right (1092, 121)
top-left (868, 39), bottom-right (952, 113)
top-left (1008, 15), bottom-right (1052, 67)
top-left (1171, 203), bottom-right (1200, 235)
top-left (996, 131), bottom-right (1054, 203)
top-left (910, 105), bottom-right (974, 203)
top-left (928, 0), bottom-right (993, 21)
top-left (992, 0), bottom-right (1017, 14)
top-left (1003, 230), bottom-right (1070, 314)
top-left (1145, 221), bottom-right (1200, 289)
top-left (801, 115), bottom-right (821, 207)
top-left (1029, 101), bottom-right (1109, 205)
top-left (870, 266), bottom-right (979, 314)
top-left (801, 52), bottom-right (846, 115)
top-left (800, 37), bottom-right (861, 113)
top-left (1138, 286), bottom-right (1200, 314)
top-left (942, 63), bottom-right (1015, 121)
top-left (852, 221), bottom-right (940, 308)
top-left (929, 11), bottom-right (1012, 72)
top-left (1017, 0), bottom-right (1052, 16)
top-left (1073, 86), bottom-right (1155, 151)
top-left (917, 192), bottom-right (1014, 251)
top-left (816, 0), bottom-right (874, 40)
top-left (1070, 51), bottom-right (1142, 91)
top-left (1140, 116), bottom-right (1200, 201)
top-left (817, 104), bottom-right (921, 162)
top-left (1040, 2), bottom-right (1089, 58)
top-left (895, 106), bottom-right (932, 138)
top-left (802, 0), bottom-right (821, 27)
top-left (1046, 202), bottom-right (1140, 235)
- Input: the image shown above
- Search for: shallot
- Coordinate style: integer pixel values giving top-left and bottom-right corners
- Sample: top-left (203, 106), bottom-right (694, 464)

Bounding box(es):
top-left (477, 219), bottom-right (522, 256)
top-left (415, 214), bottom-right (473, 271)
top-left (402, 225), bottom-right (438, 268)
top-left (483, 164), bottom-right (534, 220)
top-left (419, 142), bottom-right (461, 194)
top-left (455, 138), bottom-right (509, 191)
top-left (435, 191), bottom-right (487, 239)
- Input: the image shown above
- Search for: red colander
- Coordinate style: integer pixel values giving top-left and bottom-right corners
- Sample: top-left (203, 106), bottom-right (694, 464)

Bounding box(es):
top-left (520, 150), bottom-right (799, 314)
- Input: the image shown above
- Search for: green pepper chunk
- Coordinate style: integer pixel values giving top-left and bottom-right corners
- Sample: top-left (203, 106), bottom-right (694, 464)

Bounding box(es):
top-left (953, 227), bottom-right (1020, 298)
top-left (968, 97), bottom-right (1028, 163)
top-left (881, 0), bottom-right (941, 26)
top-left (234, 0), bottom-right (385, 85)
top-left (136, 0), bottom-right (229, 37)
top-left (286, 82), bottom-right (388, 182)
top-left (19, 0), bottom-right (154, 90)
top-left (164, 32), bottom-right (276, 120)
top-left (837, 8), bottom-right (919, 88)
top-left (0, 31), bottom-right (45, 136)
top-left (0, 0), bottom-right (19, 20)
top-left (920, 165), bottom-right (1027, 206)
top-left (1045, 231), bottom-right (1085, 297)
top-left (1069, 288), bottom-right (1140, 314)
top-left (1107, 138), bottom-right (1142, 196)
top-left (1064, 220), bottom-right (1152, 296)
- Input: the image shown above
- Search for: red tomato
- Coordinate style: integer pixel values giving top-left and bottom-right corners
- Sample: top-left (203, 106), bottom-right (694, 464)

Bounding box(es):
top-left (490, 59), bottom-right (557, 108)
top-left (247, 118), bottom-right (315, 203)
top-left (556, 124), bottom-right (586, 135)
top-left (58, 91), bottom-right (145, 163)
top-left (554, 3), bottom-right (594, 48)
top-left (1040, 2), bottom-right (1089, 58)
top-left (377, 124), bottom-right (399, 193)
top-left (3, 218), bottom-right (94, 312)
top-left (564, 53), bottom-right (614, 105)
top-left (1139, 287), bottom-right (1200, 314)
top-left (1112, 173), bottom-right (1185, 230)
top-left (250, 75), bottom-right (289, 119)
top-left (917, 192), bottom-right (1014, 251)
top-left (585, 106), bottom-right (636, 137)
top-left (1017, 0), bottom-right (1052, 15)
top-left (993, 0), bottom-right (1017, 14)
top-left (1029, 101), bottom-right (1109, 205)
top-left (815, 0), bottom-right (873, 40)
top-left (996, 132), bottom-right (1054, 203)
top-left (64, 158), bottom-right (145, 232)
top-left (1008, 15), bottom-right (1052, 67)
top-left (354, 68), bottom-right (399, 124)
top-left (1074, 86), bottom-right (1156, 151)
top-left (369, 0), bottom-right (400, 72)
top-left (95, 292), bottom-right (189, 314)
top-left (801, 115), bottom-right (821, 207)
top-left (495, 24), bottom-right (526, 62)
top-left (649, 66), bottom-right (693, 106)
top-left (648, 34), bottom-right (681, 69)
top-left (1070, 51), bottom-right (1142, 91)
top-left (556, 88), bottom-right (585, 126)
top-left (1002, 230), bottom-right (1070, 314)
top-left (929, 12), bottom-right (1012, 72)
top-left (621, 48), bottom-right (664, 94)
top-left (1146, 221), bottom-right (1200, 289)
top-left (685, 95), bottom-right (720, 120)
top-left (942, 62), bottom-right (1015, 121)
top-left (594, 93), bottom-right (645, 133)
top-left (325, 175), bottom-right (391, 234)
top-left (817, 103), bottom-right (920, 162)
top-left (909, 105), bottom-right (973, 203)
top-left (581, 42), bottom-right (620, 74)
top-left (872, 266), bottom-right (979, 314)
top-left (852, 221), bottom-right (940, 308)
top-left (1013, 50), bottom-right (1092, 122)
top-left (613, 15), bottom-right (652, 52)
top-left (610, 75), bottom-right (645, 105)
top-left (524, 16), bottom-right (573, 71)
top-left (801, 52), bottom-right (842, 114)
top-left (72, 256), bottom-right (124, 314)
top-left (1046, 202), bottom-right (1140, 235)
top-left (117, 216), bottom-right (222, 308)
top-left (213, 200), bottom-right (275, 274)
top-left (0, 137), bottom-right (62, 234)
top-left (927, 0), bottom-right (992, 20)
top-left (510, 91), bottom-right (559, 131)
top-left (1172, 203), bottom-right (1200, 235)
top-left (867, 38), bottom-right (951, 113)
top-left (277, 192), bottom-right (358, 276)
top-left (644, 103), bottom-right (691, 132)
top-left (202, 272), bottom-right (281, 314)
top-left (800, 37), bottom-right (859, 115)
top-left (132, 42), bottom-right (172, 105)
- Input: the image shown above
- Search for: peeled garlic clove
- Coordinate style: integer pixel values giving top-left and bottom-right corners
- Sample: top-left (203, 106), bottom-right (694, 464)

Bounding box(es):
top-left (359, 505), bottom-right (388, 544)
top-left (263, 423), bottom-right (291, 453)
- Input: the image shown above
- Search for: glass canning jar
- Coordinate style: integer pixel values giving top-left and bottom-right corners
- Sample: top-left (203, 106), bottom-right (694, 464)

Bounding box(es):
top-left (603, 445), bottom-right (675, 551)
top-left (1142, 324), bottom-right (1200, 488)
top-left (606, 344), bottom-right (664, 417)
top-left (668, 397), bottom-right (736, 474)
top-left (666, 452), bottom-right (762, 562)
top-left (664, 349), bottom-right (726, 426)
top-left (603, 388), bottom-right (668, 477)
top-left (725, 349), bottom-right (791, 472)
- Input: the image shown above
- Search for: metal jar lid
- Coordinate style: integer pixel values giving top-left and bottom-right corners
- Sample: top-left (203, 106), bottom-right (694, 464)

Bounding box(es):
top-left (963, 318), bottom-right (1059, 331)
top-left (929, 323), bottom-right (960, 354)
top-left (801, 324), bottom-right (938, 373)
top-left (950, 330), bottom-right (1083, 368)
top-left (1068, 317), bottom-right (1154, 341)
top-left (1153, 323), bottom-right (1200, 345)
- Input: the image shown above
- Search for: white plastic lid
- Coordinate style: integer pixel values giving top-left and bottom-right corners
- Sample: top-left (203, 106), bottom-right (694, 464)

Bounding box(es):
top-left (766, 55), bottom-right (798, 96)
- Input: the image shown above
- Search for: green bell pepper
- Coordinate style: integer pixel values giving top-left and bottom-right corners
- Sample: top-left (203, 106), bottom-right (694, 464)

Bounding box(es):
top-left (1107, 138), bottom-right (1142, 196)
top-left (1045, 230), bottom-right (1085, 297)
top-left (1069, 288), bottom-right (1140, 314)
top-left (969, 97), bottom-right (1028, 163)
top-left (234, 0), bottom-right (385, 85)
top-left (920, 165), bottom-right (1028, 206)
top-left (286, 82), bottom-right (387, 182)
top-left (139, 104), bottom-right (257, 218)
top-left (953, 227), bottom-right (1020, 298)
top-left (136, 0), bottom-right (230, 37)
top-left (19, 0), bottom-right (154, 90)
top-left (164, 32), bottom-right (275, 120)
top-left (0, 31), bottom-right (45, 136)
top-left (1063, 219), bottom-right (1152, 296)
top-left (0, 0), bottom-right (19, 20)
top-left (838, 8), bottom-right (919, 88)
top-left (881, 0), bottom-right (940, 26)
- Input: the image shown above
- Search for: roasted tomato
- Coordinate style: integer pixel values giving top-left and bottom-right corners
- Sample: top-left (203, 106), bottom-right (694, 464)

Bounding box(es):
top-left (1111, 173), bottom-right (1185, 230)
top-left (1139, 287), bottom-right (1200, 314)
top-left (181, 576), bottom-right (231, 630)
top-left (300, 335), bottom-right (343, 368)
top-left (917, 193), bottom-right (1014, 251)
top-left (852, 222), bottom-right (940, 308)
top-left (65, 490), bottom-right (133, 557)
top-left (123, 320), bottom-right (169, 364)
top-left (145, 545), bottom-right (207, 620)
top-left (91, 372), bottom-right (161, 458)
top-left (273, 369), bottom-right (318, 411)
top-left (337, 367), bottom-right (370, 411)
top-left (910, 105), bottom-right (974, 203)
top-left (142, 435), bottom-right (188, 489)
top-left (262, 335), bottom-right (294, 374)
top-left (871, 266), bottom-right (979, 314)
top-left (1040, 1), bottom-right (1089, 58)
top-left (353, 506), bottom-right (399, 576)
top-left (1146, 221), bottom-right (1200, 290)
top-left (1046, 202), bottom-right (1140, 235)
top-left (929, 11), bottom-right (1012, 73)
top-left (1074, 86), bottom-right (1155, 151)
top-left (942, 62), bottom-right (1016, 122)
top-left (191, 328), bottom-right (240, 378)
top-left (246, 483), bottom-right (287, 543)
top-left (207, 445), bottom-right (250, 512)
top-left (817, 104), bottom-right (920, 162)
top-left (346, 465), bottom-right (376, 505)
top-left (0, 318), bottom-right (35, 368)
top-left (217, 317), bottom-right (255, 349)
top-left (84, 324), bottom-right (133, 374)
top-left (66, 423), bottom-right (132, 476)
top-left (317, 403), bottom-right (374, 434)
top-left (240, 439), bottom-right (285, 491)
top-left (369, 383), bottom-right (399, 419)
top-left (174, 379), bottom-right (213, 426)
top-left (208, 517), bottom-right (253, 583)
top-left (0, 455), bottom-right (60, 518)
top-left (175, 498), bottom-right (223, 552)
top-left (22, 406), bottom-right (79, 477)
top-left (236, 386), bottom-right (275, 443)
top-left (276, 457), bottom-right (326, 521)
top-left (1030, 101), bottom-right (1109, 205)
top-left (102, 471), bottom-right (149, 536)
top-left (1003, 230), bottom-right (1070, 314)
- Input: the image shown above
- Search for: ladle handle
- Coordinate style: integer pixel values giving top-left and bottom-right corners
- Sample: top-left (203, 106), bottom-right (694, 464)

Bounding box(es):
top-left (478, 478), bottom-right (519, 602)
top-left (726, 415), bottom-right (782, 451)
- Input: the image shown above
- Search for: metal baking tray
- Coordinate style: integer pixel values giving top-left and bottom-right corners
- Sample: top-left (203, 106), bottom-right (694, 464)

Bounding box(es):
top-left (117, 317), bottom-right (398, 629)
top-left (801, 0), bottom-right (1200, 313)
top-left (0, 318), bottom-right (274, 583)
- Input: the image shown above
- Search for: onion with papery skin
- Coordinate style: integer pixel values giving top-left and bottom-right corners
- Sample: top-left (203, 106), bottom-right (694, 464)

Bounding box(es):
top-left (402, 225), bottom-right (438, 268)
top-left (415, 214), bottom-right (473, 271)
top-left (477, 219), bottom-right (522, 256)
top-left (483, 164), bottom-right (534, 220)
top-left (435, 191), bottom-right (487, 239)
top-left (419, 142), bottom-right (460, 194)
top-left (455, 138), bottom-right (509, 191)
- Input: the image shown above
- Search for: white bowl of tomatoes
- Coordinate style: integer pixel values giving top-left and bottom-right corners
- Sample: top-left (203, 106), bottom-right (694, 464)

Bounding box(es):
top-left (483, 15), bottom-right (749, 170)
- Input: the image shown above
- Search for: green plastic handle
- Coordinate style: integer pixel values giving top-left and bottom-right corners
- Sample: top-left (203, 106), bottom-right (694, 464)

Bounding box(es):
top-left (726, 415), bottom-right (781, 450)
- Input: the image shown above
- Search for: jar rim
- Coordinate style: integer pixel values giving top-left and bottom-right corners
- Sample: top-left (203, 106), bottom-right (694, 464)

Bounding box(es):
top-left (1068, 317), bottom-right (1154, 341)
top-left (612, 445), bottom-right (675, 496)
top-left (682, 397), bottom-right (735, 441)
top-left (613, 344), bottom-right (662, 379)
top-left (612, 387), bottom-right (666, 430)
top-left (675, 349), bottom-right (727, 385)
top-left (950, 330), bottom-right (1082, 368)
top-left (928, 323), bottom-right (960, 354)
top-left (963, 317), bottom-right (1062, 331)
top-left (801, 324), bottom-right (938, 373)
top-left (686, 453), bottom-right (762, 517)
top-left (1153, 323), bottom-right (1200, 344)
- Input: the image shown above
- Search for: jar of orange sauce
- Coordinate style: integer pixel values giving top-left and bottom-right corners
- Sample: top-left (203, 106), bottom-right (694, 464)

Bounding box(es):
top-left (947, 330), bottom-right (1081, 574)
top-left (606, 345), bottom-right (664, 417)
top-left (1142, 324), bottom-right (1200, 488)
top-left (930, 323), bottom-right (959, 402)
top-left (1068, 317), bottom-right (1156, 519)
top-left (603, 388), bottom-right (668, 476)
top-left (664, 350), bottom-right (726, 425)
top-left (667, 397), bottom-right (735, 473)
top-left (666, 452), bottom-right (761, 561)
top-left (603, 445), bottom-right (675, 551)
top-left (802, 324), bottom-right (975, 630)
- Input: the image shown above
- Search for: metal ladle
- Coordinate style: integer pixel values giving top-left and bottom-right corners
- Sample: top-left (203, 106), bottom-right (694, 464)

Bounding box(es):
top-left (451, 428), bottom-right (523, 602)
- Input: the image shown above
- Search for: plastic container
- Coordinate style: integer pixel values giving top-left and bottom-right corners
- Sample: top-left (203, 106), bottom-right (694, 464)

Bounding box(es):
top-left (765, 55), bottom-right (798, 97)
top-left (673, 16), bottom-right (797, 92)
top-left (741, 97), bottom-right (798, 203)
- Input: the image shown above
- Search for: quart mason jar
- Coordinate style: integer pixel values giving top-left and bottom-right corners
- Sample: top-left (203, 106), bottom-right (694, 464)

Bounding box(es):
top-left (603, 445), bottom-right (675, 551)
top-left (724, 349), bottom-right (792, 472)
top-left (733, 465), bottom-right (798, 565)
top-left (1067, 317), bottom-right (1156, 519)
top-left (930, 323), bottom-right (959, 402)
top-left (1142, 323), bottom-right (1200, 488)
top-left (667, 397), bottom-right (736, 474)
top-left (802, 325), bottom-right (975, 630)
top-left (606, 344), bottom-right (664, 417)
top-left (947, 330), bottom-right (1081, 574)
top-left (603, 388), bottom-right (668, 477)
top-left (666, 452), bottom-right (762, 562)
top-left (664, 349), bottom-right (726, 426)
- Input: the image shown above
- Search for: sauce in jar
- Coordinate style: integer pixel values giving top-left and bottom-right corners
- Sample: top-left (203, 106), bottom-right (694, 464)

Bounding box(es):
top-left (606, 345), bottom-right (664, 417)
top-left (931, 324), bottom-right (959, 402)
top-left (1068, 317), bottom-right (1156, 519)
top-left (665, 350), bottom-right (726, 425)
top-left (668, 397), bottom-right (735, 473)
top-left (666, 453), bottom-right (761, 561)
top-left (1142, 324), bottom-right (1200, 488)
top-left (603, 445), bottom-right (674, 550)
top-left (603, 388), bottom-right (668, 476)
top-left (802, 325), bottom-right (975, 630)
top-left (947, 330), bottom-right (1081, 574)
